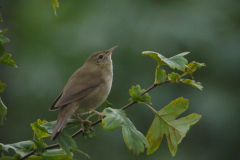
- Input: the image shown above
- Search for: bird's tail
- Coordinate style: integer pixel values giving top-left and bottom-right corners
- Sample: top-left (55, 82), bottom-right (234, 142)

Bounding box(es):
top-left (51, 104), bottom-right (73, 141)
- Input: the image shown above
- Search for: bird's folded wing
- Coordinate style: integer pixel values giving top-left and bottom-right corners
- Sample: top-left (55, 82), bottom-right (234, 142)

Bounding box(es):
top-left (50, 67), bottom-right (103, 110)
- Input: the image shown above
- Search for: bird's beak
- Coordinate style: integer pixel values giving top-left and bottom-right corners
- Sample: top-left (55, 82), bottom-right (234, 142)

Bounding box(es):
top-left (108, 46), bottom-right (118, 54)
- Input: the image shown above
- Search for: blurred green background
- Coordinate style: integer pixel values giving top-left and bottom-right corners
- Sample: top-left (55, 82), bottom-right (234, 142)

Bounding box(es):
top-left (1, 0), bottom-right (240, 159)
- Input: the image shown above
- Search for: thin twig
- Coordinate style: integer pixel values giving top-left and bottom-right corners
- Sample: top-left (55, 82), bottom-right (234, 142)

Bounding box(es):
top-left (20, 80), bottom-right (170, 160)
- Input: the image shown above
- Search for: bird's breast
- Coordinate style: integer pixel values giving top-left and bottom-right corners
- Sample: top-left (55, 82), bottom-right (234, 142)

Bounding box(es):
top-left (74, 71), bottom-right (113, 115)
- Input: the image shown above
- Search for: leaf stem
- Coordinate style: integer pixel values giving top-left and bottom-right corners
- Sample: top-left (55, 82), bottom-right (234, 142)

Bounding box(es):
top-left (137, 102), bottom-right (160, 116)
top-left (19, 79), bottom-right (170, 160)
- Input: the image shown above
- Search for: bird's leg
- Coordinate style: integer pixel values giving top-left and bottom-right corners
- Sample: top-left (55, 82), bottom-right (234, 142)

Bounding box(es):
top-left (75, 114), bottom-right (92, 132)
top-left (90, 109), bottom-right (105, 120)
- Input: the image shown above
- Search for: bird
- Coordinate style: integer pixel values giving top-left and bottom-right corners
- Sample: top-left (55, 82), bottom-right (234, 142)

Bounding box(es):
top-left (50, 46), bottom-right (117, 141)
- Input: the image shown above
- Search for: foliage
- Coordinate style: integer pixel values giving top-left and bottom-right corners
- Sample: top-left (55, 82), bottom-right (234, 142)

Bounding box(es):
top-left (0, 2), bottom-right (206, 160)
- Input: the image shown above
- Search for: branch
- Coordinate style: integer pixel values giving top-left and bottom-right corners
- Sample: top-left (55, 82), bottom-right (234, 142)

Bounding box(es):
top-left (19, 80), bottom-right (170, 160)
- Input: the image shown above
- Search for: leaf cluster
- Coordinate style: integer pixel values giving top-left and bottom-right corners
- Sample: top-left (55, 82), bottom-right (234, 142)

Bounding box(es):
top-left (0, 3), bottom-right (205, 159)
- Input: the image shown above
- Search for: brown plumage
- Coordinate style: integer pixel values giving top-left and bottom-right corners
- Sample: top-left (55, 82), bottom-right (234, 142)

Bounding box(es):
top-left (50, 46), bottom-right (117, 141)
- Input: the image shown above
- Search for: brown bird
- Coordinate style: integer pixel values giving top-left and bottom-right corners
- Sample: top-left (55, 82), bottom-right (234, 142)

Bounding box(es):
top-left (50, 46), bottom-right (117, 141)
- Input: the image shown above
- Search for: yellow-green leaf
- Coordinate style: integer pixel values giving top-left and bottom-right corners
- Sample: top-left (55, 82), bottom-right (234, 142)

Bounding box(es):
top-left (185, 61), bottom-right (206, 75)
top-left (181, 79), bottom-right (203, 90)
top-left (0, 54), bottom-right (17, 67)
top-left (51, 0), bottom-right (59, 16)
top-left (31, 119), bottom-right (51, 139)
top-left (129, 85), bottom-right (151, 103)
top-left (0, 81), bottom-right (6, 93)
top-left (168, 72), bottom-right (181, 84)
top-left (33, 140), bottom-right (47, 156)
top-left (154, 68), bottom-right (166, 84)
top-left (146, 97), bottom-right (201, 156)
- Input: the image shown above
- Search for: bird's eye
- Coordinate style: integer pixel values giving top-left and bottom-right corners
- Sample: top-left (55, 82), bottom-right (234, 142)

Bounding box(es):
top-left (98, 55), bottom-right (103, 59)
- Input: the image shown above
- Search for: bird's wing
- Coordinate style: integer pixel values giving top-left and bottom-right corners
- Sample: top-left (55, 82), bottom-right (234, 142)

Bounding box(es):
top-left (50, 66), bottom-right (103, 109)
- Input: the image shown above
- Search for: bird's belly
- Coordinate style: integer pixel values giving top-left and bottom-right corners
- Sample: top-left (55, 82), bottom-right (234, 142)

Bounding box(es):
top-left (74, 82), bottom-right (112, 115)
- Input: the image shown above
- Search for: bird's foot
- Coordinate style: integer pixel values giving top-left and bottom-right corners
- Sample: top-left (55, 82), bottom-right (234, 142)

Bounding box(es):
top-left (90, 109), bottom-right (105, 120)
top-left (75, 114), bottom-right (92, 132)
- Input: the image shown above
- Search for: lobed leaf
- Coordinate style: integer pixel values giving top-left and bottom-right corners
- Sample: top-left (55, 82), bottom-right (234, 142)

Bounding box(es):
top-left (102, 108), bottom-right (149, 156)
top-left (0, 97), bottom-right (7, 126)
top-left (57, 131), bottom-right (78, 156)
top-left (146, 97), bottom-right (201, 156)
top-left (168, 72), bottom-right (181, 84)
top-left (33, 140), bottom-right (47, 156)
top-left (0, 141), bottom-right (34, 157)
top-left (51, 0), bottom-right (59, 16)
top-left (41, 119), bottom-right (82, 134)
top-left (181, 79), bottom-right (203, 90)
top-left (154, 68), bottom-right (166, 84)
top-left (31, 119), bottom-right (51, 139)
top-left (142, 51), bottom-right (189, 71)
top-left (42, 149), bottom-right (75, 159)
top-left (185, 61), bottom-right (206, 75)
top-left (129, 85), bottom-right (151, 103)
top-left (0, 54), bottom-right (17, 67)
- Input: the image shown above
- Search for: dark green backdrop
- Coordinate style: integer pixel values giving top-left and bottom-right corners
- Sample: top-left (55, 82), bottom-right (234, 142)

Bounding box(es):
top-left (1, 0), bottom-right (239, 159)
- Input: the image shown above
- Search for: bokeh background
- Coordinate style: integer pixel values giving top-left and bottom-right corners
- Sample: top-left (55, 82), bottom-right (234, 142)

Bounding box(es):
top-left (1, 0), bottom-right (240, 159)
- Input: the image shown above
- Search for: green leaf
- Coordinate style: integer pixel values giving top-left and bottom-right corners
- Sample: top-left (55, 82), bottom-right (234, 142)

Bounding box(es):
top-left (0, 35), bottom-right (10, 43)
top-left (142, 51), bottom-right (189, 71)
top-left (168, 72), bottom-right (181, 84)
top-left (41, 119), bottom-right (82, 134)
top-left (39, 149), bottom-right (76, 159)
top-left (0, 81), bottom-right (6, 93)
top-left (83, 129), bottom-right (96, 139)
top-left (0, 97), bottom-right (7, 126)
top-left (102, 108), bottom-right (149, 156)
top-left (13, 154), bottom-right (21, 160)
top-left (31, 119), bottom-right (51, 139)
top-left (185, 61), bottom-right (206, 75)
top-left (181, 79), bottom-right (203, 90)
top-left (102, 108), bottom-right (126, 131)
top-left (43, 149), bottom-right (66, 156)
top-left (0, 54), bottom-right (17, 67)
top-left (57, 131), bottom-right (78, 156)
top-left (146, 97), bottom-right (201, 156)
top-left (154, 68), bottom-right (166, 84)
top-left (41, 120), bottom-right (56, 134)
top-left (129, 85), bottom-right (151, 103)
top-left (104, 100), bottom-right (112, 107)
top-left (0, 43), bottom-right (5, 56)
top-left (51, 0), bottom-right (59, 16)
top-left (33, 140), bottom-right (47, 156)
top-left (0, 29), bottom-right (8, 35)
top-left (0, 141), bottom-right (34, 157)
